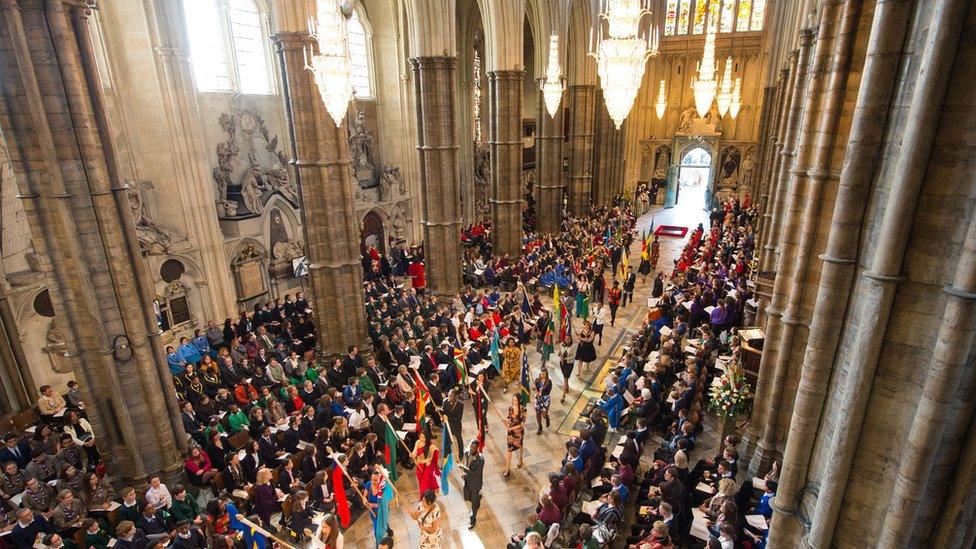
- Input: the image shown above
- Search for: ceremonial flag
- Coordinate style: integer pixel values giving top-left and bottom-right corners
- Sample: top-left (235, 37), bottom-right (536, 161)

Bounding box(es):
top-left (243, 524), bottom-right (267, 549)
top-left (226, 501), bottom-right (268, 549)
top-left (475, 390), bottom-right (486, 451)
top-left (415, 378), bottom-right (428, 432)
top-left (453, 347), bottom-right (468, 384)
top-left (604, 227), bottom-right (612, 246)
top-left (440, 423), bottom-right (454, 495)
top-left (520, 287), bottom-right (532, 315)
top-left (519, 351), bottom-right (531, 406)
top-left (332, 465), bottom-right (351, 527)
top-left (553, 284), bottom-right (560, 347)
top-left (384, 422), bottom-right (399, 482)
top-left (374, 480), bottom-right (394, 542)
top-left (490, 327), bottom-right (501, 372)
top-left (640, 229), bottom-right (650, 261)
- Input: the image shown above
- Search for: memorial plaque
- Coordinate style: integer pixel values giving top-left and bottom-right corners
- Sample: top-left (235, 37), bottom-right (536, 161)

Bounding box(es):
top-left (238, 260), bottom-right (266, 299)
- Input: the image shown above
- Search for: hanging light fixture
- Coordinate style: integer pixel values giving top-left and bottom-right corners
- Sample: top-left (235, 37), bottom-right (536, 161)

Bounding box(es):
top-left (541, 34), bottom-right (565, 118)
top-left (590, 0), bottom-right (659, 129)
top-left (306, 0), bottom-right (353, 126)
top-left (716, 56), bottom-right (733, 115)
top-left (729, 77), bottom-right (742, 119)
top-left (692, 26), bottom-right (717, 117)
top-left (654, 79), bottom-right (667, 119)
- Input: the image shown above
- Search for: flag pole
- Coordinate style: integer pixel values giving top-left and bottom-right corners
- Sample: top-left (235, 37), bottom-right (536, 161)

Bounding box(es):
top-left (382, 417), bottom-right (415, 456)
top-left (479, 385), bottom-right (509, 423)
top-left (326, 447), bottom-right (376, 517)
top-left (374, 464), bottom-right (406, 506)
top-left (236, 514), bottom-right (299, 549)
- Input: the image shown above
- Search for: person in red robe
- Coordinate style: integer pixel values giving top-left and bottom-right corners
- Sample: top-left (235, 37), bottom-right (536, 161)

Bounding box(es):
top-left (408, 261), bottom-right (426, 294)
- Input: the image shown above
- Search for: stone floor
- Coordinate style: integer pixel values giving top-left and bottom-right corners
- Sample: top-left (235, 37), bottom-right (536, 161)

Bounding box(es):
top-left (340, 201), bottom-right (715, 548)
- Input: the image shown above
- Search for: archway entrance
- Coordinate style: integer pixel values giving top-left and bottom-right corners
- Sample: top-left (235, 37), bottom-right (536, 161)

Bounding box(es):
top-left (360, 211), bottom-right (386, 254)
top-left (677, 146), bottom-right (712, 211)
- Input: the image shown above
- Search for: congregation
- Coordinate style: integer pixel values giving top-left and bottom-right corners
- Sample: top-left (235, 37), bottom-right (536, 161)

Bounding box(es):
top-left (0, 198), bottom-right (775, 549)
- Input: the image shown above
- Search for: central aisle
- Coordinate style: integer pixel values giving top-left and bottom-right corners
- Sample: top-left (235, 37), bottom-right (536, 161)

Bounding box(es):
top-left (343, 202), bottom-right (710, 548)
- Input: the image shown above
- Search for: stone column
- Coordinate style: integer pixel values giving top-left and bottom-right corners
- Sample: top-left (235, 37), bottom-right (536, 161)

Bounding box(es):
top-left (150, 0), bottom-right (238, 318)
top-left (273, 32), bottom-right (369, 355)
top-left (412, 56), bottom-right (463, 294)
top-left (745, 33), bottom-right (812, 463)
top-left (804, 0), bottom-right (970, 544)
top-left (592, 90), bottom-right (625, 206)
top-left (751, 0), bottom-right (843, 475)
top-left (535, 87), bottom-right (564, 233)
top-left (566, 84), bottom-right (597, 215)
top-left (766, 0), bottom-right (911, 544)
top-left (0, 0), bottom-right (184, 482)
top-left (488, 70), bottom-right (523, 254)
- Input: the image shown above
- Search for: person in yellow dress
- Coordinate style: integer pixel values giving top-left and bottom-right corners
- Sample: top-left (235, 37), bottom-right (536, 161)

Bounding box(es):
top-left (502, 337), bottom-right (522, 392)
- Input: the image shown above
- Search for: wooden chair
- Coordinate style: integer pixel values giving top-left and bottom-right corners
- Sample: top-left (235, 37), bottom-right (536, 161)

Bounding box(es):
top-left (228, 430), bottom-right (250, 450)
top-left (11, 407), bottom-right (38, 431)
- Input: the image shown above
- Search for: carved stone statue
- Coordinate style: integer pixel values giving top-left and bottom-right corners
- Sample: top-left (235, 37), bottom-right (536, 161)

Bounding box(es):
top-left (677, 106), bottom-right (697, 133)
top-left (264, 164), bottom-right (298, 204)
top-left (240, 165), bottom-right (264, 214)
top-left (392, 201), bottom-right (409, 241)
top-left (473, 143), bottom-right (491, 214)
top-left (348, 109), bottom-right (379, 190)
top-left (272, 239), bottom-right (305, 261)
top-left (127, 181), bottom-right (187, 255)
top-left (704, 102), bottom-right (724, 133)
top-left (380, 165), bottom-right (405, 201)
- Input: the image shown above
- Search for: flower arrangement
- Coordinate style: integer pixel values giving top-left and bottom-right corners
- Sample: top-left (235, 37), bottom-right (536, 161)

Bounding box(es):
top-left (709, 365), bottom-right (754, 419)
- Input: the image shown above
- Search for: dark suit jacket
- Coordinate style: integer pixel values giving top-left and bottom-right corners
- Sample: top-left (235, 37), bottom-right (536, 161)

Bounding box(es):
top-left (462, 451), bottom-right (484, 502)
top-left (114, 531), bottom-right (150, 549)
top-left (181, 412), bottom-right (203, 435)
top-left (0, 440), bottom-right (32, 469)
top-left (10, 516), bottom-right (53, 549)
top-left (137, 510), bottom-right (171, 536)
top-left (257, 436), bottom-right (279, 464)
top-left (242, 453), bottom-right (261, 484)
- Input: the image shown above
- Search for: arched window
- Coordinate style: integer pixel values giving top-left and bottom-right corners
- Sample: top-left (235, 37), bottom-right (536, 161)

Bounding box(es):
top-left (346, 9), bottom-right (373, 99)
top-left (183, 0), bottom-right (274, 94)
top-left (664, 0), bottom-right (766, 36)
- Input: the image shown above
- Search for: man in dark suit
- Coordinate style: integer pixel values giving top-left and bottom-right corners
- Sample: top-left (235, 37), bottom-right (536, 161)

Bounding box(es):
top-left (257, 426), bottom-right (283, 464)
top-left (441, 389), bottom-right (464, 455)
top-left (341, 346), bottom-right (363, 378)
top-left (181, 402), bottom-right (205, 446)
top-left (461, 440), bottom-right (484, 529)
top-left (137, 503), bottom-right (172, 542)
top-left (10, 508), bottom-right (53, 549)
top-left (623, 266), bottom-right (637, 307)
top-left (0, 433), bottom-right (32, 469)
top-left (218, 357), bottom-right (243, 388)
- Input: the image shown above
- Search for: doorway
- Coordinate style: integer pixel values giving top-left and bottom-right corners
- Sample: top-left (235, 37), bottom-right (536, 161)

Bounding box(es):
top-left (677, 146), bottom-right (712, 211)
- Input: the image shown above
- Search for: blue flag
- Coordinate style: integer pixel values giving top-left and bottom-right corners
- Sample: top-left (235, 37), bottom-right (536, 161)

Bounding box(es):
top-left (226, 501), bottom-right (267, 549)
top-left (490, 327), bottom-right (501, 372)
top-left (521, 287), bottom-right (532, 315)
top-left (374, 481), bottom-right (394, 542)
top-left (441, 422), bottom-right (454, 495)
top-left (520, 351), bottom-right (531, 406)
top-left (441, 453), bottom-right (454, 495)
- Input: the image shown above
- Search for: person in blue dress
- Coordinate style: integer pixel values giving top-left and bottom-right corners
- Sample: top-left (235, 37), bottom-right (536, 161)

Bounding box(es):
top-left (166, 345), bottom-right (186, 375)
top-left (177, 337), bottom-right (202, 366)
top-left (599, 387), bottom-right (624, 431)
top-left (191, 329), bottom-right (212, 360)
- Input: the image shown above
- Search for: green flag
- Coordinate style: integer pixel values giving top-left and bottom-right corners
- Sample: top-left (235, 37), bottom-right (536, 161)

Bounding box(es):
top-left (384, 423), bottom-right (398, 482)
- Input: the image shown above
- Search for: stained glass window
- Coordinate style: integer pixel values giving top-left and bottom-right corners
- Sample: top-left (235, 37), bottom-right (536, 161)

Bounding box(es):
top-left (693, 0), bottom-right (707, 34)
top-left (720, 0), bottom-right (735, 32)
top-left (707, 0), bottom-right (720, 32)
top-left (750, 0), bottom-right (766, 30)
top-left (473, 46), bottom-right (482, 142)
top-left (736, 0), bottom-right (751, 31)
top-left (678, 0), bottom-right (692, 35)
top-left (665, 0), bottom-right (679, 36)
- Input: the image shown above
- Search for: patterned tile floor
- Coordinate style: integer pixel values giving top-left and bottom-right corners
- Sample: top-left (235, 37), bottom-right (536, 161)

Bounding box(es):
top-left (339, 201), bottom-right (715, 548)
